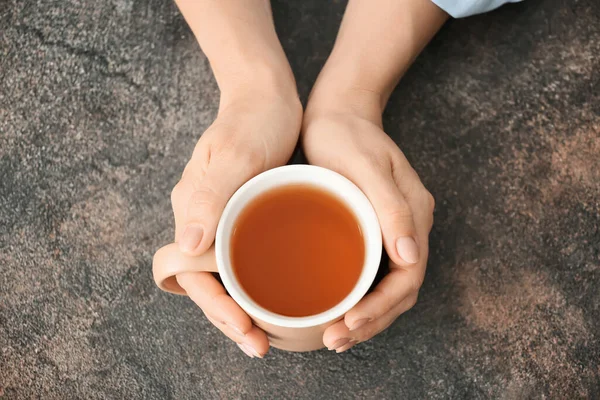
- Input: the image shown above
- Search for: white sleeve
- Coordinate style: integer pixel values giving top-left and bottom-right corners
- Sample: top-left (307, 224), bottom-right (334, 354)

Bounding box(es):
top-left (430, 0), bottom-right (523, 18)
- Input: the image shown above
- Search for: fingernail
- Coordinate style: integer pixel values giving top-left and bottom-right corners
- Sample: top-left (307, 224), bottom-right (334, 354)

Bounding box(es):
top-left (179, 224), bottom-right (204, 253)
top-left (226, 323), bottom-right (246, 337)
top-left (396, 236), bottom-right (419, 264)
top-left (336, 340), bottom-right (358, 353)
top-left (328, 338), bottom-right (350, 351)
top-left (349, 318), bottom-right (370, 331)
top-left (242, 343), bottom-right (262, 358)
top-left (237, 343), bottom-right (255, 358)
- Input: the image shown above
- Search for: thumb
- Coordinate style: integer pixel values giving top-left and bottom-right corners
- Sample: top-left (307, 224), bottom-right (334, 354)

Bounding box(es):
top-left (356, 171), bottom-right (420, 267)
top-left (173, 147), bottom-right (263, 256)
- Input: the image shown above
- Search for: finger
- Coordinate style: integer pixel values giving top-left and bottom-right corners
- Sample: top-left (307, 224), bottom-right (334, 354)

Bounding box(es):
top-left (324, 294), bottom-right (418, 352)
top-left (204, 314), bottom-right (245, 342)
top-left (345, 185), bottom-right (432, 330)
top-left (174, 158), bottom-right (254, 256)
top-left (171, 175), bottom-right (198, 243)
top-left (344, 266), bottom-right (423, 329)
top-left (323, 319), bottom-right (353, 352)
top-left (176, 271), bottom-right (252, 336)
top-left (170, 137), bottom-right (213, 242)
top-left (352, 166), bottom-right (420, 267)
top-left (334, 339), bottom-right (358, 354)
top-left (390, 153), bottom-right (435, 238)
top-left (172, 127), bottom-right (265, 256)
top-left (408, 192), bottom-right (432, 268)
top-left (346, 293), bottom-right (418, 343)
top-left (205, 315), bottom-right (270, 359)
top-left (342, 187), bottom-right (433, 333)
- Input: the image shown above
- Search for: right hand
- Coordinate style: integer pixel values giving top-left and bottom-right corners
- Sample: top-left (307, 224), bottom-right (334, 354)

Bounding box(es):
top-left (301, 84), bottom-right (435, 352)
top-left (168, 89), bottom-right (302, 358)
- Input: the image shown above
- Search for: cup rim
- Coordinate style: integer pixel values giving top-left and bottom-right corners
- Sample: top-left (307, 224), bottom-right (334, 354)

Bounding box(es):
top-left (215, 165), bottom-right (382, 328)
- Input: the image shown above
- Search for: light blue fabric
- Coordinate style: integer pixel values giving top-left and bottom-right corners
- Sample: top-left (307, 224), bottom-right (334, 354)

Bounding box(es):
top-left (431, 0), bottom-right (523, 18)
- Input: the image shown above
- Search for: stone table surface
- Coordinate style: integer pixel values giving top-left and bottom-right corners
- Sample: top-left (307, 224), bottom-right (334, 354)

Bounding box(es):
top-left (1, 0), bottom-right (599, 398)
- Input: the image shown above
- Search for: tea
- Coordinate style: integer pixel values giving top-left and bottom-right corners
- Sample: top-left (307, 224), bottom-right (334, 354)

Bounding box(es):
top-left (230, 184), bottom-right (365, 317)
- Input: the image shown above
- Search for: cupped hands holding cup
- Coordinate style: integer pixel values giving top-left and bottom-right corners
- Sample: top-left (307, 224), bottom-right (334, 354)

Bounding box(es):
top-left (153, 0), bottom-right (441, 358)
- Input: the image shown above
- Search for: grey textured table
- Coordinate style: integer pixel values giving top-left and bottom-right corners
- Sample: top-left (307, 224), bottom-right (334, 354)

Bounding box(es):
top-left (1, 0), bottom-right (599, 398)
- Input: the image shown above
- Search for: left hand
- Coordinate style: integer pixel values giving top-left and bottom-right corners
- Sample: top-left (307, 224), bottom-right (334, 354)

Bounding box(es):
top-left (302, 89), bottom-right (435, 353)
top-left (169, 88), bottom-right (302, 358)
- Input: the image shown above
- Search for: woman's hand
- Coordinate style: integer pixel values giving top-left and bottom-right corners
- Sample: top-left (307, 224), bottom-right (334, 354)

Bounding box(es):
top-left (299, 0), bottom-right (445, 352)
top-left (171, 88), bottom-right (302, 358)
top-left (302, 88), bottom-right (435, 353)
top-left (168, 0), bottom-right (303, 358)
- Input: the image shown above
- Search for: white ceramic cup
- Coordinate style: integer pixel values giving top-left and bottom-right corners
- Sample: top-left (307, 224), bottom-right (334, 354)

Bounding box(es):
top-left (153, 165), bottom-right (382, 351)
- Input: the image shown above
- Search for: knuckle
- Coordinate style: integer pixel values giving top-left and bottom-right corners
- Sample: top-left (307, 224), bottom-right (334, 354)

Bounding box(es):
top-left (400, 178), bottom-right (420, 199)
top-left (212, 136), bottom-right (266, 174)
top-left (423, 190), bottom-right (435, 213)
top-left (410, 273), bottom-right (425, 292)
top-left (358, 151), bottom-right (387, 172)
top-left (385, 203), bottom-right (413, 220)
top-left (190, 142), bottom-right (211, 171)
top-left (170, 181), bottom-right (186, 204)
top-left (358, 324), bottom-right (378, 342)
top-left (382, 203), bottom-right (414, 229)
top-left (406, 293), bottom-right (419, 310)
top-left (236, 146), bottom-right (266, 174)
top-left (390, 156), bottom-right (411, 184)
top-left (373, 285), bottom-right (395, 313)
top-left (213, 133), bottom-right (238, 155)
top-left (189, 186), bottom-right (223, 214)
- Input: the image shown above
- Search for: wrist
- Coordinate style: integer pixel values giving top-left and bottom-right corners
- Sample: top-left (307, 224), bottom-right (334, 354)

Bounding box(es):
top-left (304, 40), bottom-right (413, 123)
top-left (216, 57), bottom-right (300, 111)
top-left (177, 0), bottom-right (297, 101)
top-left (305, 69), bottom-right (385, 126)
top-left (305, 0), bottom-right (448, 123)
top-left (322, 49), bottom-right (410, 104)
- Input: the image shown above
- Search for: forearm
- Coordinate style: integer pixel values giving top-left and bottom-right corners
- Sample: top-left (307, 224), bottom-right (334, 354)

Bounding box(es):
top-left (308, 0), bottom-right (448, 119)
top-left (174, 0), bottom-right (297, 103)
